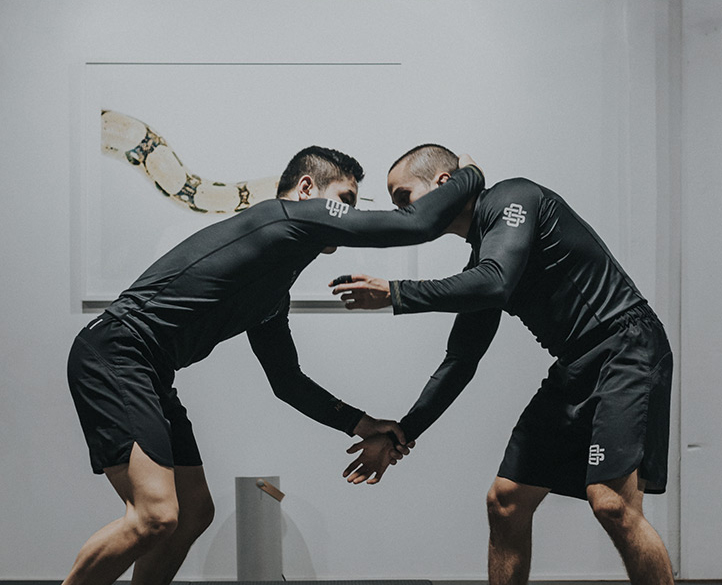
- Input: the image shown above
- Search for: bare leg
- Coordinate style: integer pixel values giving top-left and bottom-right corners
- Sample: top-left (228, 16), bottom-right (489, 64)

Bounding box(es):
top-left (130, 465), bottom-right (215, 585)
top-left (486, 477), bottom-right (550, 585)
top-left (587, 470), bottom-right (674, 585)
top-left (62, 443), bottom-right (179, 585)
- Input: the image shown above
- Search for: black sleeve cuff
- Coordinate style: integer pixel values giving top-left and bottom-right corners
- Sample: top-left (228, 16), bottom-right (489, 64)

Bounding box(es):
top-left (343, 407), bottom-right (366, 436)
top-left (390, 280), bottom-right (404, 314)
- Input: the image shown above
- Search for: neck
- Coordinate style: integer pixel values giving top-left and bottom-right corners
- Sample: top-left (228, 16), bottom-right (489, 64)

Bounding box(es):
top-left (444, 195), bottom-right (478, 238)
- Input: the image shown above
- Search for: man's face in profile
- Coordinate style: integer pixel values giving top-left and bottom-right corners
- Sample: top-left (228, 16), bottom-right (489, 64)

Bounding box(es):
top-left (317, 177), bottom-right (358, 207)
top-left (387, 161), bottom-right (434, 209)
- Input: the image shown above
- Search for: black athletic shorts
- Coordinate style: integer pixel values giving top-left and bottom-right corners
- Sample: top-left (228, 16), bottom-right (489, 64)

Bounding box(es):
top-left (498, 303), bottom-right (672, 500)
top-left (67, 314), bottom-right (202, 474)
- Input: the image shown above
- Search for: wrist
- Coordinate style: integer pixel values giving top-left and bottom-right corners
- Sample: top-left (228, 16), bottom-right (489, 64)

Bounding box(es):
top-left (353, 414), bottom-right (376, 438)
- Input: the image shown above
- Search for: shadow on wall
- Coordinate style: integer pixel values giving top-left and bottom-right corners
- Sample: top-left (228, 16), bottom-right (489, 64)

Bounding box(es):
top-left (281, 511), bottom-right (316, 578)
top-left (202, 510), bottom-right (316, 580)
top-left (203, 511), bottom-right (237, 578)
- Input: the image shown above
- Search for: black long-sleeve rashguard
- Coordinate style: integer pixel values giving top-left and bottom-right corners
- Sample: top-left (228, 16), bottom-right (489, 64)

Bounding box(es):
top-left (103, 165), bottom-right (485, 435)
top-left (393, 178), bottom-right (647, 442)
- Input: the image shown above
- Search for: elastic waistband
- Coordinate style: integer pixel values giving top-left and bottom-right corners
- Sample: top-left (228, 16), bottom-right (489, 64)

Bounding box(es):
top-left (559, 303), bottom-right (658, 364)
top-left (610, 302), bottom-right (658, 328)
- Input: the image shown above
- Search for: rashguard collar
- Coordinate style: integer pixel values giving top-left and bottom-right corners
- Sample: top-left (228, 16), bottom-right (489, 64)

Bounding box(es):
top-left (465, 189), bottom-right (486, 246)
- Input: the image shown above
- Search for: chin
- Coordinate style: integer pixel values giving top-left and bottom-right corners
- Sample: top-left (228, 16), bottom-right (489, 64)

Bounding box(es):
top-left (321, 246), bottom-right (337, 254)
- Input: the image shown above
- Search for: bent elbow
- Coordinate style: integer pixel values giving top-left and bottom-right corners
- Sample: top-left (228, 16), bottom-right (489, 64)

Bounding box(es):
top-left (476, 261), bottom-right (514, 307)
top-left (266, 372), bottom-right (296, 403)
top-left (488, 280), bottom-right (513, 307)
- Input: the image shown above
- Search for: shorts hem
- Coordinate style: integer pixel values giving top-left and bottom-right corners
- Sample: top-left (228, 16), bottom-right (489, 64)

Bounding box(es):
top-left (90, 440), bottom-right (175, 474)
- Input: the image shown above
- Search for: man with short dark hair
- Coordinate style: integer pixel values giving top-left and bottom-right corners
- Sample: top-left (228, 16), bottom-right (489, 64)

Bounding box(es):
top-left (64, 145), bottom-right (485, 585)
top-left (332, 144), bottom-right (674, 585)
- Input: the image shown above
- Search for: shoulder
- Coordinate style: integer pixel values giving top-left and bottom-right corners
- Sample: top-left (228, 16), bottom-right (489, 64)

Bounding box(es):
top-left (482, 178), bottom-right (543, 208)
top-left (489, 177), bottom-right (541, 195)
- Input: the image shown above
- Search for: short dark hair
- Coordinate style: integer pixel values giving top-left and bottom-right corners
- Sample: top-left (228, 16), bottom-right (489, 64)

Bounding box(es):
top-left (389, 143), bottom-right (459, 184)
top-left (277, 146), bottom-right (364, 197)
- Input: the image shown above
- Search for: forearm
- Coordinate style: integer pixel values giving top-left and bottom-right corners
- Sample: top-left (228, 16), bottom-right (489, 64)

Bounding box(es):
top-left (266, 369), bottom-right (365, 435)
top-left (395, 164), bottom-right (485, 242)
top-left (311, 165), bottom-right (485, 248)
top-left (399, 356), bottom-right (479, 442)
top-left (248, 307), bottom-right (364, 435)
top-left (399, 309), bottom-right (499, 441)
top-left (390, 261), bottom-right (511, 315)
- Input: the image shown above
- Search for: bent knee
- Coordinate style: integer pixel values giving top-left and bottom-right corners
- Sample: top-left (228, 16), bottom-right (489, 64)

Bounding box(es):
top-left (588, 490), bottom-right (639, 533)
top-left (192, 495), bottom-right (216, 534)
top-left (177, 493), bottom-right (215, 540)
top-left (129, 505), bottom-right (179, 550)
top-left (486, 478), bottom-right (546, 525)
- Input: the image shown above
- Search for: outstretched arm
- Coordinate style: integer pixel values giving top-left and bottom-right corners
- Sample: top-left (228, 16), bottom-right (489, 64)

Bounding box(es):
top-left (247, 302), bottom-right (406, 441)
top-left (341, 309), bottom-right (499, 485)
top-left (399, 308), bottom-right (501, 442)
top-left (390, 179), bottom-right (541, 315)
top-left (331, 179), bottom-right (542, 314)
top-left (284, 164), bottom-right (485, 250)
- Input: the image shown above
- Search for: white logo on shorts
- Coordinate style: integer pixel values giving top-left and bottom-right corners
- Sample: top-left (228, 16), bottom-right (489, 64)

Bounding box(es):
top-left (589, 444), bottom-right (606, 466)
top-left (503, 203), bottom-right (527, 227)
top-left (326, 199), bottom-right (349, 218)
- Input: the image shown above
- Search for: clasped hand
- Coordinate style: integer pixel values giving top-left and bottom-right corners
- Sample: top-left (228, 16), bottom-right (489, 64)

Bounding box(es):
top-left (346, 415), bottom-right (415, 484)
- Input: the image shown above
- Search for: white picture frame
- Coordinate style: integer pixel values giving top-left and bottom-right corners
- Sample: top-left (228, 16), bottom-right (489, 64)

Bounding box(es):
top-left (74, 61), bottom-right (420, 311)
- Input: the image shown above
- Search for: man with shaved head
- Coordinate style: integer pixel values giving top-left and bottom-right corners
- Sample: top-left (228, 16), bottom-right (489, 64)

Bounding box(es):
top-left (333, 144), bottom-right (673, 585)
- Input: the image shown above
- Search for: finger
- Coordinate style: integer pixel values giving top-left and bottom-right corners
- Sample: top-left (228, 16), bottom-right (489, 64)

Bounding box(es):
top-left (340, 292), bottom-right (361, 302)
top-left (344, 296), bottom-right (371, 310)
top-left (386, 428), bottom-right (407, 447)
top-left (343, 458), bottom-right (362, 478)
top-left (352, 469), bottom-right (372, 484)
top-left (329, 274), bottom-right (354, 287)
top-left (332, 282), bottom-right (374, 296)
top-left (330, 274), bottom-right (369, 288)
top-left (367, 468), bottom-right (386, 484)
top-left (393, 444), bottom-right (410, 456)
top-left (346, 441), bottom-right (363, 454)
top-left (346, 471), bottom-right (363, 483)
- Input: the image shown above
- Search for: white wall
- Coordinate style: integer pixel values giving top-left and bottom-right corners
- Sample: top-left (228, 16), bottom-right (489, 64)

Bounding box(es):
top-left (679, 0), bottom-right (722, 579)
top-left (0, 0), bottom-right (705, 580)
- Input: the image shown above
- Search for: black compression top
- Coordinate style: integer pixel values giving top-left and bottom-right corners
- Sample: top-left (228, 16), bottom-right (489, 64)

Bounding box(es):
top-left (104, 165), bottom-right (485, 435)
top-left (391, 178), bottom-right (647, 441)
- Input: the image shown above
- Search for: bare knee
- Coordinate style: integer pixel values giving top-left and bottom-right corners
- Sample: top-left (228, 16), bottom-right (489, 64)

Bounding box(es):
top-left (588, 487), bottom-right (640, 537)
top-left (129, 503), bottom-right (179, 551)
top-left (487, 482), bottom-right (519, 526)
top-left (184, 494), bottom-right (215, 538)
top-left (486, 478), bottom-right (546, 533)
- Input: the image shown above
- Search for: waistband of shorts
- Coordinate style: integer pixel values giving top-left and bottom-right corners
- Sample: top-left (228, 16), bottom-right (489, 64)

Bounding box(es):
top-left (558, 302), bottom-right (658, 364)
top-left (105, 295), bottom-right (143, 321)
top-left (81, 307), bottom-right (177, 374)
top-left (610, 302), bottom-right (658, 328)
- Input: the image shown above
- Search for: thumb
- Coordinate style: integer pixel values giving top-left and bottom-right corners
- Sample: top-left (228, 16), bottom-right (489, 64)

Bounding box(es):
top-left (385, 426), bottom-right (406, 446)
top-left (346, 441), bottom-right (364, 454)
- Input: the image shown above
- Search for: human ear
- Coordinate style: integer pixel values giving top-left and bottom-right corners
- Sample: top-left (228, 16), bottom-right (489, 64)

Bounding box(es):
top-left (436, 172), bottom-right (451, 186)
top-left (298, 175), bottom-right (314, 200)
